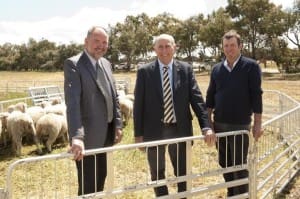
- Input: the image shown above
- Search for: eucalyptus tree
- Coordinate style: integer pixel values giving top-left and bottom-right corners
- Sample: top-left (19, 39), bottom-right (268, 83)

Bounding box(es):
top-left (284, 0), bottom-right (300, 52)
top-left (0, 43), bottom-right (19, 70)
top-left (226, 0), bottom-right (286, 59)
top-left (13, 38), bottom-right (57, 71)
top-left (133, 13), bottom-right (153, 59)
top-left (53, 43), bottom-right (82, 71)
top-left (175, 14), bottom-right (204, 60)
top-left (113, 13), bottom-right (152, 70)
top-left (260, 5), bottom-right (291, 68)
top-left (199, 8), bottom-right (233, 59)
top-left (106, 25), bottom-right (120, 67)
top-left (151, 12), bottom-right (181, 38)
top-left (15, 38), bottom-right (38, 71)
top-left (34, 39), bottom-right (57, 71)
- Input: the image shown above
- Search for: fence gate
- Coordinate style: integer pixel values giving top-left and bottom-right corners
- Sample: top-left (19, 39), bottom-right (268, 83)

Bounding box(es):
top-left (0, 90), bottom-right (299, 199)
top-left (28, 85), bottom-right (64, 105)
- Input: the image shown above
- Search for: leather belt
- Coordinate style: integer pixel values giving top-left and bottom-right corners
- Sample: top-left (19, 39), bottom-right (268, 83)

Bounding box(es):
top-left (163, 123), bottom-right (177, 127)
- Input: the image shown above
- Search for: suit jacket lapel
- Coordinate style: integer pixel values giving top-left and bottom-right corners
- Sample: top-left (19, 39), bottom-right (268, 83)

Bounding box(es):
top-left (82, 52), bottom-right (108, 96)
top-left (152, 60), bottom-right (164, 102)
top-left (99, 58), bottom-right (116, 96)
top-left (82, 52), bottom-right (97, 81)
top-left (172, 60), bottom-right (182, 94)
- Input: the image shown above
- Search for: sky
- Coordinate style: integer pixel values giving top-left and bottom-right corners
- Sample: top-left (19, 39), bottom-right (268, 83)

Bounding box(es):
top-left (0, 0), bottom-right (295, 45)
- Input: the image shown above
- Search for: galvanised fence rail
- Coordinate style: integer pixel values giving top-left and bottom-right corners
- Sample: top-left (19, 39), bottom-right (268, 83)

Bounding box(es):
top-left (0, 90), bottom-right (299, 199)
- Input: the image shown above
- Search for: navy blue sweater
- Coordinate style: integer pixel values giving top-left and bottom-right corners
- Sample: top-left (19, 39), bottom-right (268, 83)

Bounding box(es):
top-left (206, 56), bottom-right (263, 125)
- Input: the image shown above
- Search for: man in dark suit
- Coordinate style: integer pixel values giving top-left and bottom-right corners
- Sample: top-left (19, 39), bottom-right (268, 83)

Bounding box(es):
top-left (133, 33), bottom-right (215, 197)
top-left (64, 26), bottom-right (123, 195)
top-left (206, 30), bottom-right (263, 197)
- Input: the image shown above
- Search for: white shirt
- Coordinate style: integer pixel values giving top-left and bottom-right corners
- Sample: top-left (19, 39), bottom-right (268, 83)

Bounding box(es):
top-left (224, 54), bottom-right (241, 72)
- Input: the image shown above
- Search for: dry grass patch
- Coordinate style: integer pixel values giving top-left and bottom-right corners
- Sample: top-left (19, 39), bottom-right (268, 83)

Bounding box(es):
top-left (0, 71), bottom-right (299, 198)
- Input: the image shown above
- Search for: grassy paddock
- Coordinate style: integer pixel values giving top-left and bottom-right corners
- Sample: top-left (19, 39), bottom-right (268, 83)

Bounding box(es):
top-left (0, 71), bottom-right (299, 198)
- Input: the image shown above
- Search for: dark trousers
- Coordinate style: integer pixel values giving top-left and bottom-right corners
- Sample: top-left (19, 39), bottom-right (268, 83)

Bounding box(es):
top-left (147, 125), bottom-right (187, 197)
top-left (214, 122), bottom-right (250, 197)
top-left (76, 123), bottom-right (113, 195)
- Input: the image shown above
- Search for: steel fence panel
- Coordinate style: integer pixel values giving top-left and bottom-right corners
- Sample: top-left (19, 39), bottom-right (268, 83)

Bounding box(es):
top-left (0, 90), bottom-right (299, 199)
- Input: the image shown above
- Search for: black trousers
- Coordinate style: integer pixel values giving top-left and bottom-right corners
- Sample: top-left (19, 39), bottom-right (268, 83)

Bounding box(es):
top-left (147, 124), bottom-right (187, 197)
top-left (76, 122), bottom-right (113, 195)
top-left (214, 122), bottom-right (250, 197)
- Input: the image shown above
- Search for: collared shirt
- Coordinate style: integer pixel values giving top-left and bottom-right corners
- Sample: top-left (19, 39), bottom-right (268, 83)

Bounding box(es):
top-left (223, 54), bottom-right (241, 72)
top-left (84, 49), bottom-right (97, 70)
top-left (158, 59), bottom-right (174, 89)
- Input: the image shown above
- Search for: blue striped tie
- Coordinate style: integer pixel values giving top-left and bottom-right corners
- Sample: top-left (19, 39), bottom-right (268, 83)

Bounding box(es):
top-left (163, 65), bottom-right (175, 123)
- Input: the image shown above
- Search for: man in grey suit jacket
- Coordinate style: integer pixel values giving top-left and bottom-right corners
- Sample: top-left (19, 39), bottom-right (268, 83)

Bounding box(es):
top-left (64, 26), bottom-right (123, 195)
top-left (134, 34), bottom-right (215, 197)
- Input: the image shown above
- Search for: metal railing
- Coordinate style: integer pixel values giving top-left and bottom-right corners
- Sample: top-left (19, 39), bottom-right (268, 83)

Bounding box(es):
top-left (0, 90), bottom-right (299, 198)
top-left (0, 81), bottom-right (64, 93)
top-left (0, 79), bottom-right (131, 95)
top-left (0, 94), bottom-right (65, 112)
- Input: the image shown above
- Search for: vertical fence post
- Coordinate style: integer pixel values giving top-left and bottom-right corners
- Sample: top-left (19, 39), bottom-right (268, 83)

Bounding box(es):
top-left (279, 92), bottom-right (285, 135)
top-left (106, 151), bottom-right (114, 198)
top-left (0, 188), bottom-right (7, 199)
top-left (6, 82), bottom-right (8, 96)
top-left (248, 134), bottom-right (257, 199)
top-left (186, 140), bottom-right (192, 199)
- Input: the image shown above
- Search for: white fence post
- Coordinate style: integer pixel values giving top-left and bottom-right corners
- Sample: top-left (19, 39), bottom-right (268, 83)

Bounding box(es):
top-left (0, 188), bottom-right (7, 199)
top-left (248, 135), bottom-right (257, 199)
top-left (106, 151), bottom-right (114, 198)
top-left (186, 140), bottom-right (193, 199)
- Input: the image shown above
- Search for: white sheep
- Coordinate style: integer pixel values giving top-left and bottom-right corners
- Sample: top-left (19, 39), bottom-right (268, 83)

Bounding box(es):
top-left (51, 98), bottom-right (62, 105)
top-left (44, 103), bottom-right (66, 116)
top-left (40, 100), bottom-right (51, 109)
top-left (26, 106), bottom-right (46, 126)
top-left (124, 94), bottom-right (134, 102)
top-left (36, 113), bottom-right (68, 152)
top-left (0, 112), bottom-right (10, 147)
top-left (117, 89), bottom-right (126, 98)
top-left (119, 97), bottom-right (133, 126)
top-left (40, 99), bottom-right (62, 109)
top-left (7, 102), bottom-right (27, 113)
top-left (7, 111), bottom-right (41, 156)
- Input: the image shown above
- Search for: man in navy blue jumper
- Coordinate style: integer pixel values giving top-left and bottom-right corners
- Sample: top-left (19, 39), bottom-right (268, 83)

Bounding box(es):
top-left (206, 30), bottom-right (263, 197)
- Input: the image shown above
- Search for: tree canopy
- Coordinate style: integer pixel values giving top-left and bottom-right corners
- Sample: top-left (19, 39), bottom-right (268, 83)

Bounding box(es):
top-left (0, 0), bottom-right (299, 72)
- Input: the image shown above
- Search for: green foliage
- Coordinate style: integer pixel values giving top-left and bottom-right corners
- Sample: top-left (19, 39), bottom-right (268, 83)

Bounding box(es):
top-left (226, 0), bottom-right (289, 59)
top-left (0, 2), bottom-right (299, 72)
top-left (0, 40), bottom-right (82, 71)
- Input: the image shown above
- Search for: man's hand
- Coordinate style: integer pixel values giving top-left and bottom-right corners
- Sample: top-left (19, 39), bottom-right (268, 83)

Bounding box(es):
top-left (69, 138), bottom-right (85, 161)
top-left (253, 113), bottom-right (263, 141)
top-left (203, 129), bottom-right (216, 147)
top-left (114, 128), bottom-right (123, 144)
top-left (253, 123), bottom-right (263, 141)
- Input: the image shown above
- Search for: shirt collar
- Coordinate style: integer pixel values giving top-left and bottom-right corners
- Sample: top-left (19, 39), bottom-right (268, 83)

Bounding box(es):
top-left (84, 49), bottom-right (98, 68)
top-left (224, 54), bottom-right (241, 72)
top-left (158, 59), bottom-right (174, 71)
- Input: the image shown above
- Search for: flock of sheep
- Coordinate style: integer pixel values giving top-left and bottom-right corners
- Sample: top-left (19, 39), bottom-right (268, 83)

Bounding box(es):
top-left (0, 89), bottom-right (134, 156)
top-left (0, 100), bottom-right (68, 156)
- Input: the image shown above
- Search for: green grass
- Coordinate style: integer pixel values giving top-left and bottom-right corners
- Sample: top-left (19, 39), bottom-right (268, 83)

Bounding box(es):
top-left (0, 92), bottom-right (27, 101)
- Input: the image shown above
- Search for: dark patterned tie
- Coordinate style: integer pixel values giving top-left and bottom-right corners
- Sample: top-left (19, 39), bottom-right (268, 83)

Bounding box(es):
top-left (96, 61), bottom-right (113, 122)
top-left (163, 65), bottom-right (175, 123)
